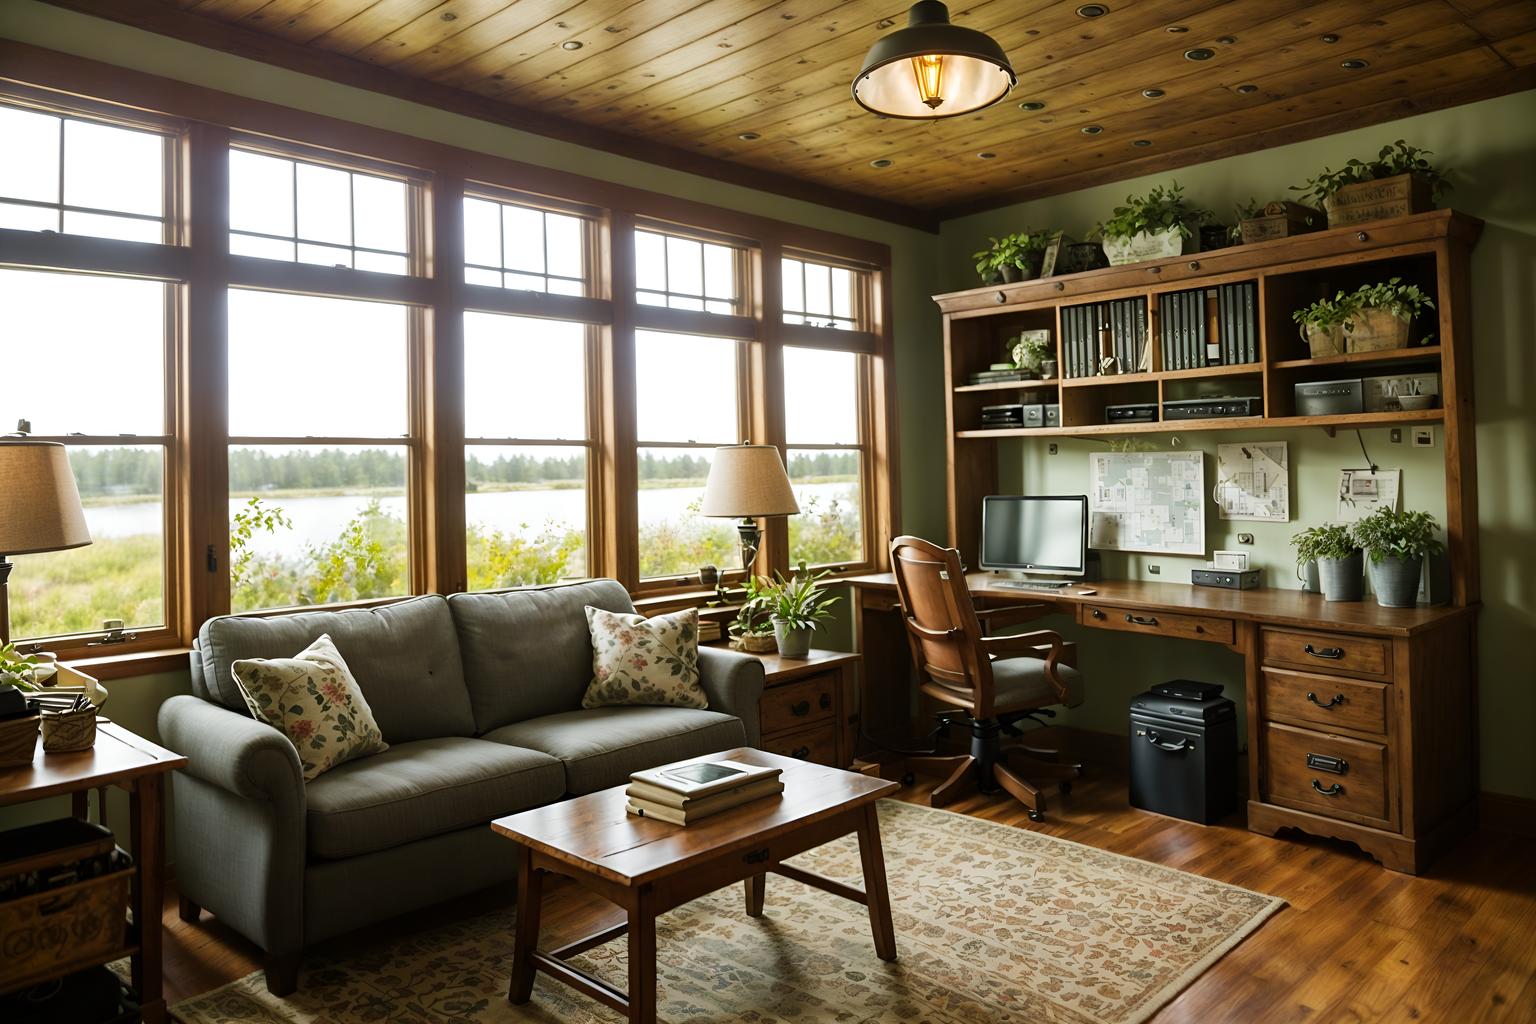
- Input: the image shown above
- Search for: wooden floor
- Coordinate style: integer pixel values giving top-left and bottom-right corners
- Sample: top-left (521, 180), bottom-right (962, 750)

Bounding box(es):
top-left (160, 735), bottom-right (1536, 1022)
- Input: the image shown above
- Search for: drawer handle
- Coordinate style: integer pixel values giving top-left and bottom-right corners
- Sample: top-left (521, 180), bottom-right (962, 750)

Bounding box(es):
top-left (819, 692), bottom-right (832, 710)
top-left (1306, 691), bottom-right (1346, 708)
top-left (1126, 614), bottom-right (1160, 626)
top-left (1311, 780), bottom-right (1345, 797)
top-left (1138, 729), bottom-right (1193, 752)
top-left (1091, 608), bottom-right (1105, 620)
top-left (1304, 643), bottom-right (1344, 660)
top-left (1306, 752), bottom-right (1349, 775)
top-left (791, 745), bottom-right (810, 759)
top-left (790, 700), bottom-right (811, 717)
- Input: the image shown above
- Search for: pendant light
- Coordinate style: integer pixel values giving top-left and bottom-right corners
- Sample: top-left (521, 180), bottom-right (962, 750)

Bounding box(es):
top-left (851, 1), bottom-right (1016, 120)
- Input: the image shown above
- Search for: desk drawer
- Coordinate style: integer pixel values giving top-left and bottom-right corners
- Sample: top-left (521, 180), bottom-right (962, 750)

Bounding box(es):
top-left (762, 722), bottom-right (838, 767)
top-left (1261, 668), bottom-right (1389, 736)
top-left (760, 673), bottom-right (837, 736)
top-left (1081, 605), bottom-right (1235, 645)
top-left (1262, 628), bottom-right (1391, 680)
top-left (1263, 722), bottom-right (1392, 828)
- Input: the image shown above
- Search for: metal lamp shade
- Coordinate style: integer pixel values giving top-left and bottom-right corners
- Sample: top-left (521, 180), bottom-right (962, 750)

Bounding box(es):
top-left (852, 1), bottom-right (1016, 119)
top-left (700, 445), bottom-right (800, 518)
top-left (0, 441), bottom-right (91, 555)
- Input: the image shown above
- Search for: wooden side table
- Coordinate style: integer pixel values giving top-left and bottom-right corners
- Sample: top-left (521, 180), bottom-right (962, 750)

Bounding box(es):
top-left (746, 650), bottom-right (860, 769)
top-left (0, 720), bottom-right (186, 1023)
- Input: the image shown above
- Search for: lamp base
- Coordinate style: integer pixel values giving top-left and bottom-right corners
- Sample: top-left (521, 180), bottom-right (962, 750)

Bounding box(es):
top-left (735, 518), bottom-right (761, 575)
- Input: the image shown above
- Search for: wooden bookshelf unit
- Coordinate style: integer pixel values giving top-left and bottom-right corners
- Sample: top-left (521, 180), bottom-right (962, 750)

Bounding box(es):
top-left (934, 209), bottom-right (1481, 609)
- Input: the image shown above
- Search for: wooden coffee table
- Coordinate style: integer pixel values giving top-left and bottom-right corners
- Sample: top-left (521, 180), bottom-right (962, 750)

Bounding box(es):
top-left (491, 747), bottom-right (900, 1023)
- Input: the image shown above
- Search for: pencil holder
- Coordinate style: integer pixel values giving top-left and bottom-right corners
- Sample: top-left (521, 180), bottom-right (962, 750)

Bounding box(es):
top-left (41, 705), bottom-right (98, 753)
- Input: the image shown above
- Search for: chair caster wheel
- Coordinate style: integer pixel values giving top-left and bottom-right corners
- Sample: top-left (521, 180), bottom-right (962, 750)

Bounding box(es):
top-left (902, 773), bottom-right (916, 786)
top-left (1058, 780), bottom-right (1072, 795)
top-left (1027, 809), bottom-right (1045, 822)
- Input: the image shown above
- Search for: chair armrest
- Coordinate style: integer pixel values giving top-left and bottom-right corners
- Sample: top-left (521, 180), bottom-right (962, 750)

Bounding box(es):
top-left (980, 630), bottom-right (1076, 701)
top-left (157, 695), bottom-right (305, 806)
top-left (698, 646), bottom-right (766, 746)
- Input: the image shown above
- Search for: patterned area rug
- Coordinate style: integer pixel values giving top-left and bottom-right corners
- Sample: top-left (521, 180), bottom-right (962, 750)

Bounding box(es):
top-left (171, 801), bottom-right (1282, 1024)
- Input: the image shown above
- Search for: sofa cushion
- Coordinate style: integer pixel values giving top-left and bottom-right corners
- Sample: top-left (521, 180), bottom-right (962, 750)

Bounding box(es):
top-left (232, 633), bottom-right (388, 781)
top-left (304, 737), bottom-right (564, 860)
top-left (198, 595), bottom-right (476, 743)
top-left (582, 606), bottom-right (706, 710)
top-left (448, 580), bottom-right (636, 733)
top-left (483, 705), bottom-right (746, 795)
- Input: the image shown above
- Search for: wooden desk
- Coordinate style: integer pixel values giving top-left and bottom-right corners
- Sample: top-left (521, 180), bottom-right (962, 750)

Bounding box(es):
top-left (844, 573), bottom-right (1478, 874)
top-left (0, 721), bottom-right (186, 1022)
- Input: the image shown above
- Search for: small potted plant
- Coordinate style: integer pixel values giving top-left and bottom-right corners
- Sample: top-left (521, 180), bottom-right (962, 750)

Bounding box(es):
top-left (1094, 182), bottom-right (1210, 266)
top-left (0, 643), bottom-right (41, 769)
top-left (972, 230), bottom-right (1053, 284)
top-left (1291, 524), bottom-right (1363, 602)
top-left (728, 575), bottom-right (778, 653)
top-left (1340, 278), bottom-right (1435, 353)
top-left (757, 563), bottom-right (840, 658)
top-left (1234, 197), bottom-right (1321, 244)
top-left (1011, 331), bottom-right (1051, 378)
top-left (1291, 290), bottom-right (1359, 358)
top-left (1292, 140), bottom-right (1450, 228)
top-left (1353, 507), bottom-right (1444, 608)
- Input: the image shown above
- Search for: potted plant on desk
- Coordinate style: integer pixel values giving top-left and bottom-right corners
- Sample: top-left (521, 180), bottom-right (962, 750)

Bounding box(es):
top-left (1291, 524), bottom-right (1363, 602)
top-left (1354, 507), bottom-right (1443, 608)
top-left (760, 563), bottom-right (840, 659)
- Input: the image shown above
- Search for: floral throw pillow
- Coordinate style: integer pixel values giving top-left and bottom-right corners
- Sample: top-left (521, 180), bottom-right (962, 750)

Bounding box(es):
top-left (232, 634), bottom-right (388, 782)
top-left (582, 606), bottom-right (707, 710)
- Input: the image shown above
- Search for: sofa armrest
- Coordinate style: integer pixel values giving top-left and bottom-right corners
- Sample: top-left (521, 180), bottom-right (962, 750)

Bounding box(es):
top-left (158, 694), bottom-right (305, 805)
top-left (698, 646), bottom-right (765, 746)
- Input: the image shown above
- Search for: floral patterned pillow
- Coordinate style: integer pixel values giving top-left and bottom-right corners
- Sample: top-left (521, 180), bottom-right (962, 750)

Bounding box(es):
top-left (232, 634), bottom-right (388, 782)
top-left (582, 606), bottom-right (707, 710)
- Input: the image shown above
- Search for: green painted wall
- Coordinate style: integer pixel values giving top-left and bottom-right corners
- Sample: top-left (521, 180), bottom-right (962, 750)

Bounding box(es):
top-left (941, 90), bottom-right (1536, 799)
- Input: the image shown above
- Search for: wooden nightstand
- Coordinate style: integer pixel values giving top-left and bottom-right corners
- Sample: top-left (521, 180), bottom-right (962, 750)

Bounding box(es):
top-left (743, 650), bottom-right (860, 769)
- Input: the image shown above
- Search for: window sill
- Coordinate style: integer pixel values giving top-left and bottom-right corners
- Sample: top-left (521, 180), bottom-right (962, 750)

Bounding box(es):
top-left (62, 647), bottom-right (192, 681)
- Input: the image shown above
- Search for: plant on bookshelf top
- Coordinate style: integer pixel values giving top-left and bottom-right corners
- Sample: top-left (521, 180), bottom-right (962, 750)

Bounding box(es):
top-left (1093, 182), bottom-right (1213, 266)
top-left (1292, 140), bottom-right (1451, 227)
top-left (1291, 278), bottom-right (1434, 358)
top-left (1232, 197), bottom-right (1321, 244)
top-left (972, 230), bottom-right (1054, 284)
top-left (1352, 507), bottom-right (1444, 608)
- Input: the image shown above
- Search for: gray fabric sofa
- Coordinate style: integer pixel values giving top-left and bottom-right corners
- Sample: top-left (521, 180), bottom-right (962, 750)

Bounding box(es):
top-left (157, 579), bottom-right (764, 995)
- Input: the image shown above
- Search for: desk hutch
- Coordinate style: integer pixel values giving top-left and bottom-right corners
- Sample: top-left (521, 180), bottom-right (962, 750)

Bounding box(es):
top-left (860, 211), bottom-right (1482, 873)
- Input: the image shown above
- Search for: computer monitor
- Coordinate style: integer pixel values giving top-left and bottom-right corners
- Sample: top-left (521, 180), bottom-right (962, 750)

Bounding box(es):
top-left (979, 495), bottom-right (1089, 578)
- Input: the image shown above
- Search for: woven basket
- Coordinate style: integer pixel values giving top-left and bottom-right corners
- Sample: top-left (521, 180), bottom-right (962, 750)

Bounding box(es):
top-left (731, 633), bottom-right (777, 654)
top-left (42, 705), bottom-right (98, 753)
top-left (0, 712), bottom-right (39, 768)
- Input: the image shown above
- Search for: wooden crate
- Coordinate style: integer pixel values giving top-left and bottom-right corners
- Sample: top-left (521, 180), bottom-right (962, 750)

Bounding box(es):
top-left (1324, 174), bottom-right (1433, 228)
top-left (0, 868), bottom-right (131, 994)
top-left (1240, 201), bottom-right (1322, 244)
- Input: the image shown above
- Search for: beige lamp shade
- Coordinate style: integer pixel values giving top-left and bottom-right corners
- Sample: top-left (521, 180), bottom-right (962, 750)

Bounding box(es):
top-left (701, 445), bottom-right (800, 518)
top-left (0, 441), bottom-right (91, 555)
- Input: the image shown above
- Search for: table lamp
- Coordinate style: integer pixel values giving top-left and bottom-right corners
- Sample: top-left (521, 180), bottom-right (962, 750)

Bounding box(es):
top-left (700, 444), bottom-right (800, 574)
top-left (0, 441), bottom-right (92, 644)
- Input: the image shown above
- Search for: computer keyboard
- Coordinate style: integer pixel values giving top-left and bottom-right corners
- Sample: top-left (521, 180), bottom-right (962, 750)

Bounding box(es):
top-left (992, 579), bottom-right (1072, 591)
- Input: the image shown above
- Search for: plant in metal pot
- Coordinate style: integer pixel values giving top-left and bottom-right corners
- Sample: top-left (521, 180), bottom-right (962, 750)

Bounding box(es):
top-left (1352, 507), bottom-right (1444, 608)
top-left (1094, 182), bottom-right (1211, 265)
top-left (758, 562), bottom-right (840, 658)
top-left (1291, 523), bottom-right (1363, 602)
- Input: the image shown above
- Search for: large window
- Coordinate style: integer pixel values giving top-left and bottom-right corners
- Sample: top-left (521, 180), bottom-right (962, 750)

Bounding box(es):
top-left (635, 228), bottom-right (745, 314)
top-left (784, 347), bottom-right (867, 568)
top-left (464, 313), bottom-right (591, 588)
top-left (634, 330), bottom-right (744, 580)
top-left (463, 194), bottom-right (588, 295)
top-left (227, 291), bottom-right (414, 611)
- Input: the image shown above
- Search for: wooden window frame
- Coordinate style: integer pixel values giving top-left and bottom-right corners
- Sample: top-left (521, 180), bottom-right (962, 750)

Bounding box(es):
top-left (0, 45), bottom-right (900, 670)
top-left (461, 185), bottom-right (598, 298)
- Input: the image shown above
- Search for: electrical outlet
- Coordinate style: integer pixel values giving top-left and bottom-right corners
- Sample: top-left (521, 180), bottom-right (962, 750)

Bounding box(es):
top-left (1048, 443), bottom-right (1059, 455)
top-left (1413, 427), bottom-right (1435, 448)
top-left (1390, 428), bottom-right (1402, 444)
top-left (1237, 533), bottom-right (1254, 544)
top-left (1148, 564), bottom-right (1161, 575)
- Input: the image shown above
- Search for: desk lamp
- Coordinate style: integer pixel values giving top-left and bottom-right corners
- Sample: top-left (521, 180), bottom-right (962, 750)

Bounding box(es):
top-left (700, 444), bottom-right (800, 574)
top-left (0, 441), bottom-right (92, 644)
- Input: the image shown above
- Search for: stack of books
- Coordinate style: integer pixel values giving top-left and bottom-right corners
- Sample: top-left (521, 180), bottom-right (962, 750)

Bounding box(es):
top-left (626, 758), bottom-right (785, 825)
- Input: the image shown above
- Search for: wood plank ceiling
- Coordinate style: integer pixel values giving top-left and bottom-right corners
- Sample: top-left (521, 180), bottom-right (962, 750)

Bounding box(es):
top-left (41, 0), bottom-right (1536, 227)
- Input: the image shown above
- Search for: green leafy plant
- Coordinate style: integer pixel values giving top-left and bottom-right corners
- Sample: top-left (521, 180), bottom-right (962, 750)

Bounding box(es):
top-left (0, 642), bottom-right (40, 690)
top-left (1011, 332), bottom-right (1050, 372)
top-left (1291, 278), bottom-right (1434, 335)
top-left (1094, 182), bottom-right (1211, 241)
top-left (1292, 140), bottom-right (1451, 206)
top-left (971, 229), bottom-right (1054, 279)
top-left (1291, 524), bottom-right (1359, 566)
top-left (755, 562), bottom-right (841, 632)
top-left (728, 575), bottom-right (776, 639)
top-left (230, 497), bottom-right (293, 597)
top-left (1352, 508), bottom-right (1444, 563)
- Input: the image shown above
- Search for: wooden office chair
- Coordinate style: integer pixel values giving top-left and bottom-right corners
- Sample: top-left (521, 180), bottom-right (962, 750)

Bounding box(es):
top-left (889, 536), bottom-right (1084, 821)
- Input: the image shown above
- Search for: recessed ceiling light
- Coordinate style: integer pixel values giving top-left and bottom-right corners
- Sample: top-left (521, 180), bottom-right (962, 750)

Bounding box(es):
top-left (1236, 83), bottom-right (1258, 94)
top-left (1018, 100), bottom-right (1046, 111)
top-left (1132, 139), bottom-right (1152, 147)
top-left (977, 151), bottom-right (997, 159)
top-left (1081, 125), bottom-right (1103, 135)
top-left (870, 158), bottom-right (894, 168)
top-left (1341, 58), bottom-right (1369, 69)
top-left (737, 131), bottom-right (761, 141)
top-left (1184, 48), bottom-right (1215, 61)
top-left (440, 11), bottom-right (456, 20)
top-left (1321, 33), bottom-right (1340, 43)
top-left (1142, 88), bottom-right (1165, 98)
top-left (1166, 25), bottom-right (1188, 33)
top-left (1076, 4), bottom-right (1109, 17)
top-left (561, 40), bottom-right (583, 50)
top-left (1216, 35), bottom-right (1236, 44)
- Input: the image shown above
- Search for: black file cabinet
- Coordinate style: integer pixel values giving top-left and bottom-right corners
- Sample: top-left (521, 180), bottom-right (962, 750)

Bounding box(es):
top-left (1129, 682), bottom-right (1238, 824)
